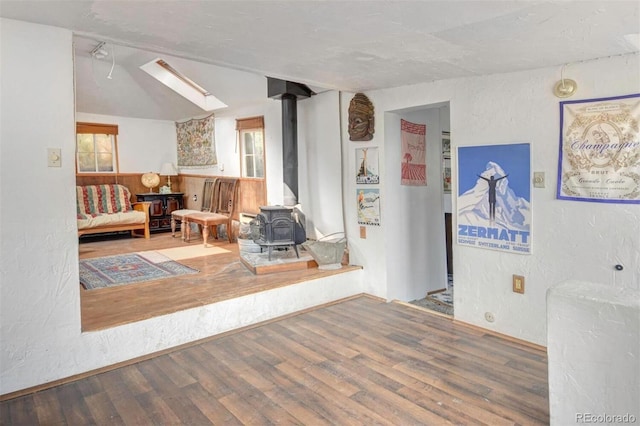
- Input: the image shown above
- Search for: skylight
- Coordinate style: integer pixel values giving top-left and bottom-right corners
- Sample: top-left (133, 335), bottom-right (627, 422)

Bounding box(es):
top-left (140, 58), bottom-right (227, 111)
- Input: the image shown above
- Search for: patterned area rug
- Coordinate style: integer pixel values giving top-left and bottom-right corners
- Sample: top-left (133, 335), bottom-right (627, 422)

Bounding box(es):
top-left (427, 286), bottom-right (453, 306)
top-left (79, 252), bottom-right (199, 290)
top-left (409, 275), bottom-right (454, 316)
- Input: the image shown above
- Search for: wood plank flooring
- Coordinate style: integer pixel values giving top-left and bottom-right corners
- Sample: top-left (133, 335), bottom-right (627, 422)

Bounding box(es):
top-left (0, 296), bottom-right (549, 425)
top-left (79, 233), bottom-right (361, 331)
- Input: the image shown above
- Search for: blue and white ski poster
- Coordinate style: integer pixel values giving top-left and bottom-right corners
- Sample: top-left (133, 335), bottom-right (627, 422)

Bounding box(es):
top-left (457, 143), bottom-right (531, 254)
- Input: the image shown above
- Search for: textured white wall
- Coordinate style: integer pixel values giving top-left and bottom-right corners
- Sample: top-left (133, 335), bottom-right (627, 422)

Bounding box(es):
top-left (383, 109), bottom-right (448, 301)
top-left (75, 113), bottom-right (177, 173)
top-left (214, 100), bottom-right (284, 205)
top-left (298, 90), bottom-right (345, 239)
top-left (346, 53), bottom-right (639, 345)
top-left (547, 281), bottom-right (640, 424)
top-left (0, 19), bottom-right (363, 396)
top-left (2, 16), bottom-right (638, 397)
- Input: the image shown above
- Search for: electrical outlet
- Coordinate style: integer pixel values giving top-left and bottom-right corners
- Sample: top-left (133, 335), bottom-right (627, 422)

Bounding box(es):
top-left (513, 274), bottom-right (525, 294)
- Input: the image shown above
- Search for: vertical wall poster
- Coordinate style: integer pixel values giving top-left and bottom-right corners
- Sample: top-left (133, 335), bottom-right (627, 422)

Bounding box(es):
top-left (356, 147), bottom-right (379, 184)
top-left (558, 93), bottom-right (640, 203)
top-left (442, 131), bottom-right (451, 193)
top-left (457, 143), bottom-right (531, 254)
top-left (357, 188), bottom-right (381, 226)
top-left (401, 119), bottom-right (426, 186)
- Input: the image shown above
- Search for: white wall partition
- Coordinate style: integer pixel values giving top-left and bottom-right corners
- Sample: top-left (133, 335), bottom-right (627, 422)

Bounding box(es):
top-left (547, 281), bottom-right (640, 424)
top-left (0, 19), bottom-right (363, 397)
top-left (75, 113), bottom-right (177, 173)
top-left (298, 90), bottom-right (345, 239)
top-left (343, 54), bottom-right (640, 345)
top-left (1, 16), bottom-right (639, 397)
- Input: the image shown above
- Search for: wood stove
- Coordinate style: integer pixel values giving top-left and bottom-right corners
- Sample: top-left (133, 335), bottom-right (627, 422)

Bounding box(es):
top-left (252, 206), bottom-right (304, 260)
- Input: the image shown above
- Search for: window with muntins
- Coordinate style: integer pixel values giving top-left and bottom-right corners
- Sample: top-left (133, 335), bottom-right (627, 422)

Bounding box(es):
top-left (236, 116), bottom-right (265, 178)
top-left (76, 122), bottom-right (119, 174)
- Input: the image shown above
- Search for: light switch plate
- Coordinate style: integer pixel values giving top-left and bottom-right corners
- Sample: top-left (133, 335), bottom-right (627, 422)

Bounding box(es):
top-left (533, 171), bottom-right (545, 188)
top-left (48, 148), bottom-right (61, 167)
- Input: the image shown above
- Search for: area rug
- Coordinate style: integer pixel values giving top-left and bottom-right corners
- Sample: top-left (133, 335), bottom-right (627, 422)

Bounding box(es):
top-left (79, 252), bottom-right (199, 290)
top-left (427, 286), bottom-right (453, 306)
top-left (410, 275), bottom-right (454, 316)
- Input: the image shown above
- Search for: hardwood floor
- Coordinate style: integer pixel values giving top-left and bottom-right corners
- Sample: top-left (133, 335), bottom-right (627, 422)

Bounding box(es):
top-left (79, 233), bottom-right (361, 331)
top-left (0, 296), bottom-right (549, 425)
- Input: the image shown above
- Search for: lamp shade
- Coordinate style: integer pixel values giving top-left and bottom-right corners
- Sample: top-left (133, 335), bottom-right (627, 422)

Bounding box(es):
top-left (159, 162), bottom-right (178, 176)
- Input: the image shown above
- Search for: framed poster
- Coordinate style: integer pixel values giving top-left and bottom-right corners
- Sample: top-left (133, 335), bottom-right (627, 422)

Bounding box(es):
top-left (443, 158), bottom-right (452, 193)
top-left (442, 131), bottom-right (451, 158)
top-left (457, 143), bottom-right (531, 254)
top-left (356, 147), bottom-right (379, 184)
top-left (558, 93), bottom-right (640, 204)
top-left (357, 188), bottom-right (380, 226)
top-left (401, 119), bottom-right (426, 186)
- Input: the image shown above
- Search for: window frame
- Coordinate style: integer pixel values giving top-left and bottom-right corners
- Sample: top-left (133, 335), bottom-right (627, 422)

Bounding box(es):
top-left (76, 122), bottom-right (120, 175)
top-left (236, 116), bottom-right (265, 179)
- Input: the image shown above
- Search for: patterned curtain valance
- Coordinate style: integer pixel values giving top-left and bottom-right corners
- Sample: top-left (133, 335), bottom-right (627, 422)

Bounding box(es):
top-left (176, 113), bottom-right (217, 168)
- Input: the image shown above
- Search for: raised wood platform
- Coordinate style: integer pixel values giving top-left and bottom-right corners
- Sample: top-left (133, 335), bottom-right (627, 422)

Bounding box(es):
top-left (79, 233), bottom-right (360, 331)
top-left (239, 247), bottom-right (318, 274)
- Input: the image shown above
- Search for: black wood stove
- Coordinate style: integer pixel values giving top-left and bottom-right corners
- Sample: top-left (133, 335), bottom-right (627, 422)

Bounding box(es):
top-left (252, 206), bottom-right (305, 261)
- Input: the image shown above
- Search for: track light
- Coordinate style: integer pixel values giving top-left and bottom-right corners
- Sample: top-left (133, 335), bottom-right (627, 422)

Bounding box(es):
top-left (90, 42), bottom-right (109, 59)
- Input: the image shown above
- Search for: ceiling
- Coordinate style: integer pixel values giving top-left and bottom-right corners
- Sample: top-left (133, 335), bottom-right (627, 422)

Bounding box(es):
top-left (2, 1), bottom-right (638, 121)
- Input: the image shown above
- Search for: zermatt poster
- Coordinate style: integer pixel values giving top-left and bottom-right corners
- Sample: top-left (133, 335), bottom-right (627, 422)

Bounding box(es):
top-left (457, 143), bottom-right (531, 254)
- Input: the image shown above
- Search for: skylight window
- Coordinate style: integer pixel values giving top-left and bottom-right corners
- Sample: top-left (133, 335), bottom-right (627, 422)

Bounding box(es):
top-left (140, 58), bottom-right (227, 111)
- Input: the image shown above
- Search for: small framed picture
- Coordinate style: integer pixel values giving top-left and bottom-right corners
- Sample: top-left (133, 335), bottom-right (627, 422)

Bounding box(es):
top-left (442, 131), bottom-right (451, 158)
top-left (443, 158), bottom-right (451, 193)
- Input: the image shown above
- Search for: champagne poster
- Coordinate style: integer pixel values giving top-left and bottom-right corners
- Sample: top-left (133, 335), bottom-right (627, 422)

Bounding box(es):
top-left (558, 94), bottom-right (640, 204)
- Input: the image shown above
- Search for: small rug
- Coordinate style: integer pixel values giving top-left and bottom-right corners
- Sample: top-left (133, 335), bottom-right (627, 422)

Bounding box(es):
top-left (427, 286), bottom-right (453, 306)
top-left (410, 275), bottom-right (454, 316)
top-left (79, 252), bottom-right (199, 290)
top-left (152, 245), bottom-right (229, 261)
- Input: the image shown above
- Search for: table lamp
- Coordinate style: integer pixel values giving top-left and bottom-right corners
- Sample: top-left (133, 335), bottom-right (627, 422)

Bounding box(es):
top-left (159, 162), bottom-right (178, 192)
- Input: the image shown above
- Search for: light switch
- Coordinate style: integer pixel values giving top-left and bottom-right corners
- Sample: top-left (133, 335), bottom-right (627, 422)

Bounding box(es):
top-left (533, 171), bottom-right (545, 188)
top-left (48, 148), bottom-right (61, 167)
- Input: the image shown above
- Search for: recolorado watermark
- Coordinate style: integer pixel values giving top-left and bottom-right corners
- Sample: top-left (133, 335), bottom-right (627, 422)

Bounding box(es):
top-left (576, 413), bottom-right (637, 423)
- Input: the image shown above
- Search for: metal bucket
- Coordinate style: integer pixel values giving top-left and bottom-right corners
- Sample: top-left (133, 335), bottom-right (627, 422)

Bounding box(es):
top-left (302, 237), bottom-right (347, 270)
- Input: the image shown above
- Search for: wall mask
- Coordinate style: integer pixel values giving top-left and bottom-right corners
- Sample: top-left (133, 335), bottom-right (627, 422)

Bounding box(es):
top-left (348, 93), bottom-right (375, 141)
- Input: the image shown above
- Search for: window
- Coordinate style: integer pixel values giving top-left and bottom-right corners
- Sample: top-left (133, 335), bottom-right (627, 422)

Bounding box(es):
top-left (76, 122), bottom-right (119, 174)
top-left (237, 116), bottom-right (265, 178)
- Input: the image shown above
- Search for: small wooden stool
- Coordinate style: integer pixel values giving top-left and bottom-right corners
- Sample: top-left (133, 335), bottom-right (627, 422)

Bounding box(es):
top-left (184, 212), bottom-right (233, 246)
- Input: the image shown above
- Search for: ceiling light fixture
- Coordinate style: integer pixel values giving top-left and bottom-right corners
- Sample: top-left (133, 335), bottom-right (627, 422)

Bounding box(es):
top-left (553, 64), bottom-right (577, 98)
top-left (90, 41), bottom-right (108, 59)
top-left (106, 44), bottom-right (115, 80)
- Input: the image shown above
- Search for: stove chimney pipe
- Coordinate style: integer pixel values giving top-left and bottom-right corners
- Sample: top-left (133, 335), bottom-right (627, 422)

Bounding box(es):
top-left (267, 77), bottom-right (314, 206)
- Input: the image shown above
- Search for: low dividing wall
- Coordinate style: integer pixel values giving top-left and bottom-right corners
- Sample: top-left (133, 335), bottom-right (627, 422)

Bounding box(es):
top-left (547, 281), bottom-right (639, 425)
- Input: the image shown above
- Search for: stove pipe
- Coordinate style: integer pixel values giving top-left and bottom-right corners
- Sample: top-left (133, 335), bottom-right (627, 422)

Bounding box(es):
top-left (267, 77), bottom-right (314, 206)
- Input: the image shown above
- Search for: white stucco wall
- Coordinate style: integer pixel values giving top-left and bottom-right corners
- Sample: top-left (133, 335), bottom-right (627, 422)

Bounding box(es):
top-left (2, 16), bottom-right (638, 397)
top-left (547, 281), bottom-right (640, 424)
top-left (345, 53), bottom-right (640, 345)
top-left (75, 112), bottom-right (177, 173)
top-left (0, 18), bottom-right (363, 396)
top-left (214, 100), bottom-right (284, 205)
top-left (383, 108), bottom-right (449, 301)
top-left (298, 90), bottom-right (345, 239)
